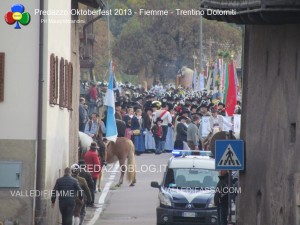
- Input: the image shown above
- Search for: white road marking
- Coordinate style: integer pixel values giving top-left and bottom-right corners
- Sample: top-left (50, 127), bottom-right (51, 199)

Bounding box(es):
top-left (86, 163), bottom-right (119, 225)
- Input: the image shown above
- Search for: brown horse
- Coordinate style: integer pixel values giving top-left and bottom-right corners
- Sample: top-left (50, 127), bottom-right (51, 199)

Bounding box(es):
top-left (202, 132), bottom-right (214, 151)
top-left (105, 137), bottom-right (136, 187)
top-left (203, 131), bottom-right (237, 156)
top-left (78, 132), bottom-right (136, 188)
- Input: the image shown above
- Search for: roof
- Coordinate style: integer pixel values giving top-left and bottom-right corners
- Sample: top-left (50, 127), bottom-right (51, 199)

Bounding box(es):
top-left (168, 156), bottom-right (215, 170)
top-left (201, 0), bottom-right (300, 24)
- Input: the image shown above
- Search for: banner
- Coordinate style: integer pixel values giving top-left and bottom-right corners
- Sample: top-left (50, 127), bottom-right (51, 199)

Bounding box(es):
top-left (233, 114), bottom-right (241, 133)
top-left (201, 116), bottom-right (211, 138)
top-left (211, 62), bottom-right (218, 90)
top-left (223, 63), bottom-right (228, 105)
top-left (225, 62), bottom-right (237, 116)
top-left (199, 73), bottom-right (205, 91)
top-left (222, 116), bottom-right (233, 132)
top-left (192, 70), bottom-right (197, 90)
top-left (105, 61), bottom-right (118, 142)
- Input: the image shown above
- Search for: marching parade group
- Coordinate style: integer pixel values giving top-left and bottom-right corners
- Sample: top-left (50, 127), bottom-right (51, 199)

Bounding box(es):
top-left (79, 81), bottom-right (242, 155)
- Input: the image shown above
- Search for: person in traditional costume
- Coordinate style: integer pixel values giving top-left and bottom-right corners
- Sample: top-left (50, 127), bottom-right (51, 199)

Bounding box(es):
top-left (131, 108), bottom-right (145, 155)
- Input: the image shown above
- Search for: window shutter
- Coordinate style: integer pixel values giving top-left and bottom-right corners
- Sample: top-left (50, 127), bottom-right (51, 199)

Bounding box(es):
top-left (64, 59), bottom-right (69, 108)
top-left (0, 53), bottom-right (5, 102)
top-left (68, 63), bottom-right (73, 110)
top-left (54, 56), bottom-right (59, 104)
top-left (49, 54), bottom-right (55, 104)
top-left (59, 57), bottom-right (65, 108)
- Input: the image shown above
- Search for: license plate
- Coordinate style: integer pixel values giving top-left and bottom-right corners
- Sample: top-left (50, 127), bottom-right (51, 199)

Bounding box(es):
top-left (182, 212), bottom-right (196, 217)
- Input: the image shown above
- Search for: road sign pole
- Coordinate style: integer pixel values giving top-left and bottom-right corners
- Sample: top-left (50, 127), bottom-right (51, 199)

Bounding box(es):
top-left (215, 135), bottom-right (244, 225)
top-left (228, 171), bottom-right (232, 223)
top-left (227, 131), bottom-right (232, 224)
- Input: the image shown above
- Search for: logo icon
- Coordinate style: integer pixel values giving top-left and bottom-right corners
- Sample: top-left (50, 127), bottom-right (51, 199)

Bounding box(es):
top-left (4, 4), bottom-right (31, 29)
top-left (186, 204), bottom-right (192, 209)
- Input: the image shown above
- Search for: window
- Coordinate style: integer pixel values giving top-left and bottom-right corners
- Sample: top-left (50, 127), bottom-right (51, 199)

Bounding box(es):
top-left (49, 54), bottom-right (73, 110)
top-left (164, 168), bottom-right (218, 189)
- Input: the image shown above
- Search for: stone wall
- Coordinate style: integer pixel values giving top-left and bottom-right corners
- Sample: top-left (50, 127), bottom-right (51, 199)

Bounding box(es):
top-left (239, 24), bottom-right (300, 225)
top-left (0, 140), bottom-right (36, 225)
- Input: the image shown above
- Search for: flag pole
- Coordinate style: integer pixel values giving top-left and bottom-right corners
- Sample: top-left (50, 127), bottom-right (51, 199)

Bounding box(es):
top-left (107, 1), bottom-right (111, 65)
top-left (199, 3), bottom-right (203, 73)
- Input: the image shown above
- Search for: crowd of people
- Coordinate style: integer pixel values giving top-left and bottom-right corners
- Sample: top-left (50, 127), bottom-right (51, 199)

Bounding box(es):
top-left (79, 81), bottom-right (242, 155)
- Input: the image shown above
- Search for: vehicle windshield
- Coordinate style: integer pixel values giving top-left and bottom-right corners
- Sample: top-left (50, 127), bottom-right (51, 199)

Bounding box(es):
top-left (163, 168), bottom-right (219, 189)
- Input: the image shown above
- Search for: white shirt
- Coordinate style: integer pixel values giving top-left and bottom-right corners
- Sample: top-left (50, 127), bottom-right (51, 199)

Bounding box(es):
top-left (153, 109), bottom-right (172, 125)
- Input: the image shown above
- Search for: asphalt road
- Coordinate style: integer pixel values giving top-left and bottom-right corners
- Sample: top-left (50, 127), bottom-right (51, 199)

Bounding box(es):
top-left (94, 152), bottom-right (171, 225)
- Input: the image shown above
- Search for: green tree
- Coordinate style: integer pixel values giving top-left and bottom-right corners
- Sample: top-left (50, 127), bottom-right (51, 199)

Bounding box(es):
top-left (93, 0), bottom-right (242, 85)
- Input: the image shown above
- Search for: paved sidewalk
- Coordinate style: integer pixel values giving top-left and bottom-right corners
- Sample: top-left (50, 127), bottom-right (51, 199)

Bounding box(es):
top-left (82, 153), bottom-right (171, 225)
top-left (82, 162), bottom-right (118, 224)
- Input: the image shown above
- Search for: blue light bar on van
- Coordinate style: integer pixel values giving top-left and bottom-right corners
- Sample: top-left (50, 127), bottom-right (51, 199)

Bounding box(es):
top-left (172, 150), bottom-right (191, 157)
top-left (171, 150), bottom-right (213, 157)
top-left (172, 150), bottom-right (181, 157)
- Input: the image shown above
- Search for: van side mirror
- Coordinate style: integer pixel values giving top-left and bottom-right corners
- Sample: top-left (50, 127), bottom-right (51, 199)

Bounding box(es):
top-left (151, 181), bottom-right (160, 188)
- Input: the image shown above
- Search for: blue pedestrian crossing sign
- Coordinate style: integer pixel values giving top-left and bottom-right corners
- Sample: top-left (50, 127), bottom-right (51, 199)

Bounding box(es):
top-left (215, 140), bottom-right (244, 170)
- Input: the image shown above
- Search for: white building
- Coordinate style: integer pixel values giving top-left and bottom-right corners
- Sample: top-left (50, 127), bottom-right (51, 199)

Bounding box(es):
top-left (0, 0), bottom-right (103, 224)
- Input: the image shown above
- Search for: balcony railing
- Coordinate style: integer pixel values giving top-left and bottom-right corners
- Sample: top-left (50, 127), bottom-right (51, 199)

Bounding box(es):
top-left (80, 58), bottom-right (95, 69)
top-left (79, 32), bottom-right (96, 42)
top-left (78, 0), bottom-right (105, 9)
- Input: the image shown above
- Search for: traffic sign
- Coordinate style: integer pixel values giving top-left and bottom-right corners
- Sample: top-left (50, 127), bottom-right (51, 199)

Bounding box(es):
top-left (215, 140), bottom-right (244, 170)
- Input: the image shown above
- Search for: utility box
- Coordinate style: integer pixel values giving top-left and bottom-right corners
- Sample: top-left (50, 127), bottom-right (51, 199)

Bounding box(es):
top-left (0, 162), bottom-right (22, 188)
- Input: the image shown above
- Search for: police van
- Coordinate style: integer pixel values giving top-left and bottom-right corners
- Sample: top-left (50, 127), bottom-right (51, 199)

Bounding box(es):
top-left (151, 151), bottom-right (219, 225)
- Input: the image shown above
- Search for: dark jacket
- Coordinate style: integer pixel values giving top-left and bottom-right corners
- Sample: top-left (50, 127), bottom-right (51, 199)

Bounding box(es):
top-left (176, 123), bottom-right (187, 141)
top-left (79, 170), bottom-right (94, 190)
top-left (144, 114), bottom-right (152, 131)
top-left (151, 124), bottom-right (164, 138)
top-left (218, 109), bottom-right (226, 116)
top-left (144, 100), bottom-right (152, 110)
top-left (79, 104), bottom-right (88, 123)
top-left (124, 115), bottom-right (132, 128)
top-left (131, 116), bottom-right (143, 131)
top-left (51, 175), bottom-right (82, 203)
top-left (214, 173), bottom-right (230, 206)
top-left (116, 119), bottom-right (126, 137)
top-left (115, 111), bottom-right (123, 120)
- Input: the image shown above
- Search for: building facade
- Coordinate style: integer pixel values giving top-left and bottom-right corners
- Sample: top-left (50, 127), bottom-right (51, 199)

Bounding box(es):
top-left (0, 0), bottom-right (103, 224)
